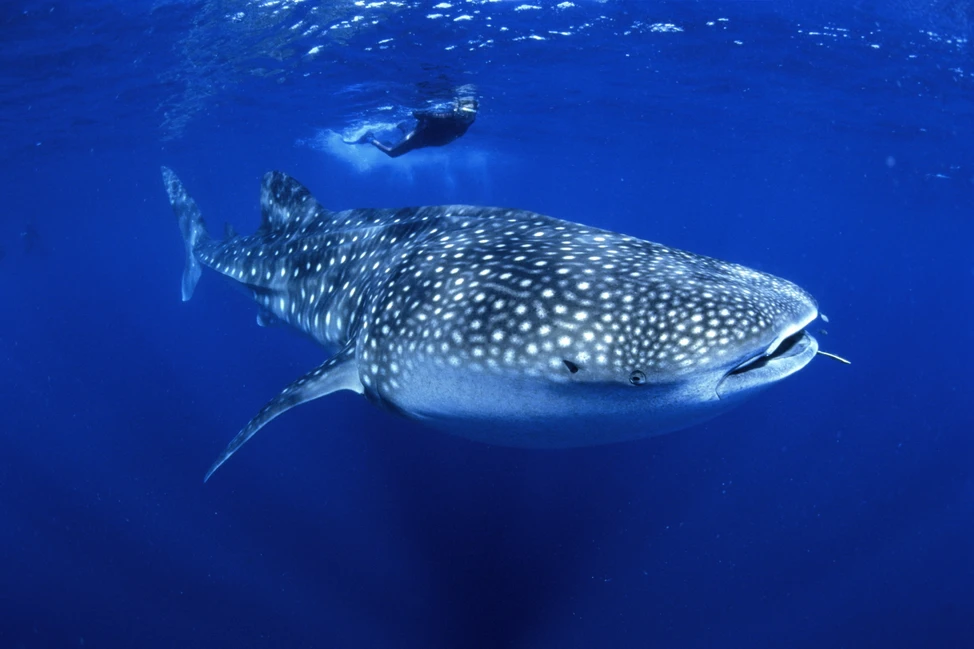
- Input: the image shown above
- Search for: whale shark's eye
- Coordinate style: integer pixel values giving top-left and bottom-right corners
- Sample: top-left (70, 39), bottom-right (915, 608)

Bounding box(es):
top-left (629, 370), bottom-right (647, 386)
top-left (563, 359), bottom-right (580, 374)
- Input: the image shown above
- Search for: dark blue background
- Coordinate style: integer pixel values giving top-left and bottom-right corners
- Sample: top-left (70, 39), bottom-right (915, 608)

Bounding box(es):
top-left (2, 1), bottom-right (972, 647)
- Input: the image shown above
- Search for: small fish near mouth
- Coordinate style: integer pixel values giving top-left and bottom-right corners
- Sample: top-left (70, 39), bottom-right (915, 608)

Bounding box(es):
top-left (716, 328), bottom-right (851, 401)
top-left (816, 350), bottom-right (851, 365)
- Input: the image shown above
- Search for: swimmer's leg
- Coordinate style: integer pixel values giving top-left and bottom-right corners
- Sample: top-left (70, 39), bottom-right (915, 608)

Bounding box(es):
top-left (353, 131), bottom-right (375, 144)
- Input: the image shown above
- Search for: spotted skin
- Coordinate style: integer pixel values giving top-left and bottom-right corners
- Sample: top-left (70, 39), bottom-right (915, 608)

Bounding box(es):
top-left (162, 167), bottom-right (820, 480)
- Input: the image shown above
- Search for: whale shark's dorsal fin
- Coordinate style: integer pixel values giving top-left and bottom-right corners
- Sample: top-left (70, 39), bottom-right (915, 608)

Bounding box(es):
top-left (203, 341), bottom-right (363, 482)
top-left (259, 171), bottom-right (333, 234)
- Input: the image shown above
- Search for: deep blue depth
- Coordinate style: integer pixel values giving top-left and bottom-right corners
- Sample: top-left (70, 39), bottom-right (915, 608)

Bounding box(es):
top-left (2, 1), bottom-right (973, 648)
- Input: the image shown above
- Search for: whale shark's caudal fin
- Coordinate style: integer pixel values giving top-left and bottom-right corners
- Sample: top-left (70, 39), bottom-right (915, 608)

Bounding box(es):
top-left (203, 341), bottom-right (364, 482)
top-left (161, 166), bottom-right (210, 301)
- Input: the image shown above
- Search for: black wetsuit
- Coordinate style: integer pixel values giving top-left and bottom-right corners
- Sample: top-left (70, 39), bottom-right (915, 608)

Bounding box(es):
top-left (367, 102), bottom-right (477, 158)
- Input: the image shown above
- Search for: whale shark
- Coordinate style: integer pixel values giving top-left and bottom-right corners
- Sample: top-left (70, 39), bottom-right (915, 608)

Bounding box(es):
top-left (162, 167), bottom-right (822, 481)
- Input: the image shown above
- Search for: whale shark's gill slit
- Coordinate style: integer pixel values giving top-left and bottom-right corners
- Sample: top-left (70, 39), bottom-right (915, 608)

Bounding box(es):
top-left (563, 359), bottom-right (580, 374)
top-left (729, 330), bottom-right (806, 375)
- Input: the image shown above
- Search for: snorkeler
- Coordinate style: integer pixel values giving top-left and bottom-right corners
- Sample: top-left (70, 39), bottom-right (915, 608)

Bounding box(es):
top-left (357, 95), bottom-right (478, 158)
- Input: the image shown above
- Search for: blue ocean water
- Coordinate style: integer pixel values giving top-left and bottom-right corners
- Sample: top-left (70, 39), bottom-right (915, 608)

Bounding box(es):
top-left (2, 0), bottom-right (973, 647)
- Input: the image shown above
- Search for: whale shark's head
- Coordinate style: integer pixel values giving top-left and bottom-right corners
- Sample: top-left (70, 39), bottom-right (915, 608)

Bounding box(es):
top-left (533, 259), bottom-right (821, 402)
top-left (362, 219), bottom-right (821, 447)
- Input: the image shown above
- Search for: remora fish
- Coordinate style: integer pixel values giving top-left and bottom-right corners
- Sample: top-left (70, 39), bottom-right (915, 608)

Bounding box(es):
top-left (162, 167), bottom-right (820, 481)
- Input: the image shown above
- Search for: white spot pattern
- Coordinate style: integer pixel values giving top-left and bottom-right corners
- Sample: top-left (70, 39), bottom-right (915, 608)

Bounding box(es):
top-left (189, 170), bottom-right (817, 402)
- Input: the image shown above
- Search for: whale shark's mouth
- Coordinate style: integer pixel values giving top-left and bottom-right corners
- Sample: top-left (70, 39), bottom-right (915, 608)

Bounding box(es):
top-left (716, 329), bottom-right (818, 400)
top-left (727, 330), bottom-right (809, 375)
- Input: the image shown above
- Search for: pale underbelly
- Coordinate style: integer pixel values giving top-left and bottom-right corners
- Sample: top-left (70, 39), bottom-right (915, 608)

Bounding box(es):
top-left (373, 366), bottom-right (739, 449)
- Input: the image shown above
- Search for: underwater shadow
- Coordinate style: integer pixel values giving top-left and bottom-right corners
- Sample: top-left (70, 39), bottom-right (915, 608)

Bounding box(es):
top-left (365, 424), bottom-right (630, 649)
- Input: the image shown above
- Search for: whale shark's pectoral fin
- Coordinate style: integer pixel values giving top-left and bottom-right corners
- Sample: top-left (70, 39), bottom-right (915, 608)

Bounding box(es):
top-left (204, 342), bottom-right (362, 482)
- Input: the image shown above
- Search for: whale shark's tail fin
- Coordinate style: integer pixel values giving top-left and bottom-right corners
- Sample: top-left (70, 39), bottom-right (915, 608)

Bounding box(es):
top-left (161, 166), bottom-right (210, 301)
